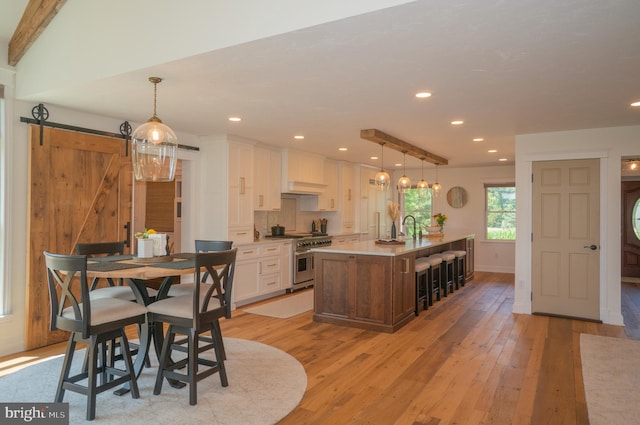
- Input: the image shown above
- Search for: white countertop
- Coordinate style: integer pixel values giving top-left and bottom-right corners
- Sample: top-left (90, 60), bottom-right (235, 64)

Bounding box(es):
top-left (310, 231), bottom-right (474, 257)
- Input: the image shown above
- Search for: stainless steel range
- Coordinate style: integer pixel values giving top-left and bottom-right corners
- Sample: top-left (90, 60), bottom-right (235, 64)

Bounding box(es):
top-left (290, 234), bottom-right (332, 292)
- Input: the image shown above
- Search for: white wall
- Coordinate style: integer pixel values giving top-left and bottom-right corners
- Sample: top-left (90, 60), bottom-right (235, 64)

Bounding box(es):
top-left (392, 164), bottom-right (516, 273)
top-left (514, 125), bottom-right (640, 326)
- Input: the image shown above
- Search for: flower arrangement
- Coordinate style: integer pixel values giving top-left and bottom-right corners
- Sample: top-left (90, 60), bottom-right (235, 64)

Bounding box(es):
top-left (387, 202), bottom-right (400, 222)
top-left (433, 213), bottom-right (448, 226)
top-left (434, 213), bottom-right (447, 234)
top-left (134, 228), bottom-right (157, 239)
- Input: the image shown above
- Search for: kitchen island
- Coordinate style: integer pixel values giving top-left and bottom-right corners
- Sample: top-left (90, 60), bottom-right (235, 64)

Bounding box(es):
top-left (310, 232), bottom-right (474, 333)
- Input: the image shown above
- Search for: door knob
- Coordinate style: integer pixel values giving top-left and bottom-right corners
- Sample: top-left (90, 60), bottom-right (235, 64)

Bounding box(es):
top-left (583, 244), bottom-right (598, 250)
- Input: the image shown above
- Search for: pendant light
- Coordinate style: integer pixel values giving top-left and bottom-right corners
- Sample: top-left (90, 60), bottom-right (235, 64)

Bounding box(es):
top-left (131, 77), bottom-right (178, 182)
top-left (374, 142), bottom-right (391, 191)
top-left (397, 151), bottom-right (412, 193)
top-left (432, 164), bottom-right (442, 197)
top-left (416, 158), bottom-right (429, 190)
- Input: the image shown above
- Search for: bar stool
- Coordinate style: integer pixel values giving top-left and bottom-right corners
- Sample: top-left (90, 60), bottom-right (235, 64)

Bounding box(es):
top-left (425, 255), bottom-right (443, 304)
top-left (415, 257), bottom-right (430, 315)
top-left (430, 252), bottom-right (455, 296)
top-left (444, 250), bottom-right (466, 290)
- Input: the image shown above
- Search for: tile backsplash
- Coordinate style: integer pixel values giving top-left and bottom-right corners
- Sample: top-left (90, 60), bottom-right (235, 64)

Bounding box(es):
top-left (254, 195), bottom-right (334, 238)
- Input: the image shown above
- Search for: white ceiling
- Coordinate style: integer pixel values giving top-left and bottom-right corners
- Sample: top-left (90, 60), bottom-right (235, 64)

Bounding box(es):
top-left (2, 0), bottom-right (640, 171)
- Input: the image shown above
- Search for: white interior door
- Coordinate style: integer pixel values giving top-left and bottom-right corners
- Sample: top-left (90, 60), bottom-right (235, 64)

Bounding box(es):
top-left (532, 159), bottom-right (600, 320)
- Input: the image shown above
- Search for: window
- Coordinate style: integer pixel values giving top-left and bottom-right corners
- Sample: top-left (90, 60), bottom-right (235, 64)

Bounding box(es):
top-left (402, 187), bottom-right (432, 238)
top-left (485, 183), bottom-right (516, 240)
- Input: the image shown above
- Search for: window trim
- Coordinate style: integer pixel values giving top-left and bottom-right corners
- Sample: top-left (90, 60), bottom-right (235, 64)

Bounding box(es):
top-left (485, 182), bottom-right (516, 241)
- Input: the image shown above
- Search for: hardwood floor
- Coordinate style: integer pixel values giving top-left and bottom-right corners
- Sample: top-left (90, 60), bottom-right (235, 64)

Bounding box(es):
top-left (2, 272), bottom-right (637, 424)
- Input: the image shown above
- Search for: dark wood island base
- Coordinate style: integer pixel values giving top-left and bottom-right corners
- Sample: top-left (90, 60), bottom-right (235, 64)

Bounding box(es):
top-left (312, 233), bottom-right (474, 333)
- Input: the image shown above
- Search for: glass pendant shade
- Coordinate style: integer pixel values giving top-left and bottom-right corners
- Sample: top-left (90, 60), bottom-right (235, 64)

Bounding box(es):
top-left (432, 164), bottom-right (442, 197)
top-left (374, 143), bottom-right (390, 191)
top-left (132, 77), bottom-right (178, 182)
top-left (397, 152), bottom-right (411, 193)
top-left (417, 159), bottom-right (429, 190)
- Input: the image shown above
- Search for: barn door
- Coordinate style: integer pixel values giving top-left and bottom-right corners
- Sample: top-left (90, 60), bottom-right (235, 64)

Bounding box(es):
top-left (26, 125), bottom-right (133, 349)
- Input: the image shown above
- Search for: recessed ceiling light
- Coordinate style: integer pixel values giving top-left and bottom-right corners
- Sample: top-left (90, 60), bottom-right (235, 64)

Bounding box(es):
top-left (228, 116), bottom-right (242, 122)
top-left (473, 138), bottom-right (484, 142)
top-left (339, 147), bottom-right (347, 151)
top-left (632, 101), bottom-right (640, 107)
top-left (294, 135), bottom-right (304, 139)
top-left (499, 158), bottom-right (508, 162)
top-left (488, 149), bottom-right (498, 153)
top-left (415, 91), bottom-right (432, 98)
top-left (395, 163), bottom-right (402, 167)
top-left (371, 156), bottom-right (378, 160)
top-left (451, 120), bottom-right (464, 125)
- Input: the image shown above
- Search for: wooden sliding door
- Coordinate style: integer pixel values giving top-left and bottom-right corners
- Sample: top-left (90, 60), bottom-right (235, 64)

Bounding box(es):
top-left (26, 125), bottom-right (132, 349)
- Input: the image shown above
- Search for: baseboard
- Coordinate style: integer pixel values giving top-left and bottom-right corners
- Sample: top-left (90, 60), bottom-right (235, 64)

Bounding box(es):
top-left (475, 265), bottom-right (515, 274)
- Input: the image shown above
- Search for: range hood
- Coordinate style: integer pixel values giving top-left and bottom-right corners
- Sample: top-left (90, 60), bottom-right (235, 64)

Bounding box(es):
top-left (282, 180), bottom-right (327, 195)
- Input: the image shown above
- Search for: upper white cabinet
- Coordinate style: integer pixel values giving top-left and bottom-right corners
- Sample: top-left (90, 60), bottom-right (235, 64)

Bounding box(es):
top-left (254, 146), bottom-right (282, 211)
top-left (301, 159), bottom-right (338, 212)
top-left (281, 149), bottom-right (327, 194)
top-left (228, 141), bottom-right (254, 243)
top-left (341, 163), bottom-right (356, 232)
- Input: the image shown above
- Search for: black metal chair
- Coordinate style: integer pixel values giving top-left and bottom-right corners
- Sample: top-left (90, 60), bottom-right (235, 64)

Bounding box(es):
top-left (444, 250), bottom-right (466, 289)
top-left (44, 251), bottom-right (148, 421)
top-left (148, 249), bottom-right (237, 405)
top-left (425, 255), bottom-right (443, 304)
top-left (415, 257), bottom-right (430, 315)
top-left (75, 241), bottom-right (135, 301)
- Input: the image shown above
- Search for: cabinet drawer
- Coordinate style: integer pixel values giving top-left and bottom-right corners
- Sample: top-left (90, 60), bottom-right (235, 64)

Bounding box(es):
top-left (259, 257), bottom-right (281, 274)
top-left (229, 227), bottom-right (253, 245)
top-left (259, 244), bottom-right (282, 256)
top-left (236, 246), bottom-right (259, 261)
top-left (259, 272), bottom-right (281, 293)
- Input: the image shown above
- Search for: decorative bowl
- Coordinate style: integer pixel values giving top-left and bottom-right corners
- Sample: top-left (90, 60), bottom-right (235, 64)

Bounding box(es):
top-left (424, 226), bottom-right (442, 234)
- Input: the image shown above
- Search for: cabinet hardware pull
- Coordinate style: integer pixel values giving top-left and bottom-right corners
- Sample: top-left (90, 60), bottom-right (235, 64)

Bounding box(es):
top-left (259, 194), bottom-right (264, 207)
top-left (237, 232), bottom-right (247, 235)
top-left (240, 177), bottom-right (245, 194)
top-left (348, 188), bottom-right (351, 201)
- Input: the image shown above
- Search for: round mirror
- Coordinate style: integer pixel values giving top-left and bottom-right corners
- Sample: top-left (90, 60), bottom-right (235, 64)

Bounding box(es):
top-left (446, 186), bottom-right (468, 208)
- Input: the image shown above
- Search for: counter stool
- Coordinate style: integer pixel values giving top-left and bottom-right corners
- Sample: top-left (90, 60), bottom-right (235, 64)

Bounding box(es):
top-left (430, 252), bottom-right (455, 296)
top-left (415, 258), bottom-right (431, 315)
top-left (444, 250), bottom-right (466, 290)
top-left (425, 256), bottom-right (443, 304)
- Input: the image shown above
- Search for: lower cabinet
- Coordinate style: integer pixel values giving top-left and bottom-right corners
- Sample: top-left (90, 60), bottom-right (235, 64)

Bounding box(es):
top-left (313, 252), bottom-right (415, 333)
top-left (233, 242), bottom-right (287, 306)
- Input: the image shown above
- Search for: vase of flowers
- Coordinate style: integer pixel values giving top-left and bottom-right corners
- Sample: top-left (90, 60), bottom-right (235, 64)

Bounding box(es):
top-left (433, 212), bottom-right (448, 234)
top-left (135, 228), bottom-right (157, 258)
top-left (387, 202), bottom-right (400, 239)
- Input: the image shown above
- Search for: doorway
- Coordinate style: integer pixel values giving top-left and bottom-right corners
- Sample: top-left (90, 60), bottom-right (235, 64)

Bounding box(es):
top-left (622, 180), bottom-right (640, 279)
top-left (531, 159), bottom-right (600, 321)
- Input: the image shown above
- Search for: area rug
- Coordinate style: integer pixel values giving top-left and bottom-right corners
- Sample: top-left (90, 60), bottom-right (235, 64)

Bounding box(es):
top-left (0, 338), bottom-right (307, 424)
top-left (243, 290), bottom-right (313, 319)
top-left (580, 333), bottom-right (640, 425)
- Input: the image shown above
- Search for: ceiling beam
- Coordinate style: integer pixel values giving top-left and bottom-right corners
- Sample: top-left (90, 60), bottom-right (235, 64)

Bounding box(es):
top-left (8, 0), bottom-right (67, 66)
top-left (360, 129), bottom-right (448, 166)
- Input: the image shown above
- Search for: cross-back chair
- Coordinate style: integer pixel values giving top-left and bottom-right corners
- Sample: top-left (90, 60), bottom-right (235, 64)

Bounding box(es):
top-left (44, 251), bottom-right (148, 420)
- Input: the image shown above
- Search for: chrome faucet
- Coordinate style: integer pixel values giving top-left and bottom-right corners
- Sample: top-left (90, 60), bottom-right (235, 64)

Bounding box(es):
top-left (402, 214), bottom-right (417, 239)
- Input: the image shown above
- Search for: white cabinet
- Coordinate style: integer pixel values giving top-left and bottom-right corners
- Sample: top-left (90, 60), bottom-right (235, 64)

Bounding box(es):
top-left (228, 142), bottom-right (254, 244)
top-left (300, 160), bottom-right (338, 212)
top-left (341, 163), bottom-right (356, 232)
top-left (254, 146), bottom-right (281, 211)
top-left (233, 241), bottom-right (289, 305)
top-left (281, 149), bottom-right (326, 194)
top-left (233, 245), bottom-right (260, 303)
top-left (332, 234), bottom-right (360, 245)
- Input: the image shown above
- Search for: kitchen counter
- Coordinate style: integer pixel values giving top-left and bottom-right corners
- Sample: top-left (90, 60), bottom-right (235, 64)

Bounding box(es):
top-left (310, 231), bottom-right (473, 256)
top-left (311, 232), bottom-right (474, 333)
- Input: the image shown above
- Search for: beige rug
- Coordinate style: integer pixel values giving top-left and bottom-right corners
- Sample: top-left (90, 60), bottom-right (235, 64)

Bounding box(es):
top-left (580, 333), bottom-right (640, 425)
top-left (243, 290), bottom-right (314, 318)
top-left (0, 338), bottom-right (306, 424)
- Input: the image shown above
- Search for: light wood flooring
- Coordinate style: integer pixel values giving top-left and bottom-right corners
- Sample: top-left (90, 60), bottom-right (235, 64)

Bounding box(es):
top-left (2, 272), bottom-right (638, 424)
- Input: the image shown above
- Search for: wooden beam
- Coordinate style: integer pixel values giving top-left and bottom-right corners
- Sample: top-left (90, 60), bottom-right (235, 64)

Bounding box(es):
top-left (8, 0), bottom-right (67, 66)
top-left (360, 129), bottom-right (448, 166)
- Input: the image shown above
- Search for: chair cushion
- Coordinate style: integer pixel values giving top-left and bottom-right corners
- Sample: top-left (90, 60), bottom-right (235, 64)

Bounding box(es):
top-left (89, 286), bottom-right (158, 301)
top-left (415, 261), bottom-right (430, 273)
top-left (63, 298), bottom-right (147, 326)
top-left (89, 286), bottom-right (136, 301)
top-left (426, 256), bottom-right (443, 266)
top-left (444, 250), bottom-right (467, 257)
top-left (432, 252), bottom-right (455, 261)
top-left (148, 295), bottom-right (223, 319)
top-left (167, 283), bottom-right (211, 298)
